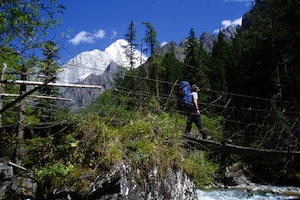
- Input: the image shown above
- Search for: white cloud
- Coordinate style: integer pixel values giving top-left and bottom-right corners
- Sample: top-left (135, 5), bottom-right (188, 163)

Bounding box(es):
top-left (110, 31), bottom-right (117, 39)
top-left (213, 17), bottom-right (242, 34)
top-left (224, 0), bottom-right (252, 2)
top-left (160, 41), bottom-right (168, 47)
top-left (94, 29), bottom-right (106, 39)
top-left (224, 0), bottom-right (254, 6)
top-left (222, 17), bottom-right (242, 27)
top-left (69, 29), bottom-right (106, 45)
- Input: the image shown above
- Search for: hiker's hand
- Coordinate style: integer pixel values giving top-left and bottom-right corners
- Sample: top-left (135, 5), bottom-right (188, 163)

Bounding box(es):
top-left (196, 110), bottom-right (200, 115)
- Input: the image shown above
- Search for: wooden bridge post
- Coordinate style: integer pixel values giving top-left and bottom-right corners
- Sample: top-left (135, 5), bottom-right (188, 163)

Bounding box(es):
top-left (220, 153), bottom-right (229, 187)
top-left (18, 65), bottom-right (27, 142)
top-left (16, 65), bottom-right (27, 165)
top-left (0, 63), bottom-right (7, 126)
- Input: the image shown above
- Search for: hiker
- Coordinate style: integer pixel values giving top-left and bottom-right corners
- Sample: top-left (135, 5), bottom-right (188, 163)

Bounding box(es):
top-left (185, 84), bottom-right (209, 139)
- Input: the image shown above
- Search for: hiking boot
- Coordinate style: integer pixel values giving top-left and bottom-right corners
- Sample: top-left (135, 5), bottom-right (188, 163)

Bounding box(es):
top-left (202, 135), bottom-right (211, 140)
top-left (185, 131), bottom-right (191, 136)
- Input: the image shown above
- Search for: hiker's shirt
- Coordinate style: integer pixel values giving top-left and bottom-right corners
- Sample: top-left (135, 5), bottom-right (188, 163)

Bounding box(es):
top-left (191, 91), bottom-right (199, 112)
top-left (191, 92), bottom-right (198, 103)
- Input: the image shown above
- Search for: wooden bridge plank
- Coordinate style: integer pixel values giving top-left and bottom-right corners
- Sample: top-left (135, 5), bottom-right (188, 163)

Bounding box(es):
top-left (183, 135), bottom-right (300, 156)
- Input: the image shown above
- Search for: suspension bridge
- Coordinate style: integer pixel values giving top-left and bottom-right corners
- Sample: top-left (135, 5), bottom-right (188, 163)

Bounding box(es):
top-left (1, 68), bottom-right (300, 157)
top-left (183, 135), bottom-right (300, 156)
top-left (112, 75), bottom-right (300, 157)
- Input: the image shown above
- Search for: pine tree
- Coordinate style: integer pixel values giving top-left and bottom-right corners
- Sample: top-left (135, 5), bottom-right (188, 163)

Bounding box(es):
top-left (142, 22), bottom-right (159, 96)
top-left (142, 22), bottom-right (158, 56)
top-left (183, 28), bottom-right (209, 88)
top-left (37, 40), bottom-right (60, 122)
top-left (124, 21), bottom-right (138, 70)
top-left (229, 0), bottom-right (300, 105)
top-left (161, 51), bottom-right (183, 83)
top-left (209, 31), bottom-right (229, 92)
top-left (184, 28), bottom-right (199, 82)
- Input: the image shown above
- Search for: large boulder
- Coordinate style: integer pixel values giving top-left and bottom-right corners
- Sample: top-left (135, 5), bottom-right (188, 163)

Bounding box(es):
top-left (0, 158), bottom-right (38, 200)
top-left (52, 161), bottom-right (197, 200)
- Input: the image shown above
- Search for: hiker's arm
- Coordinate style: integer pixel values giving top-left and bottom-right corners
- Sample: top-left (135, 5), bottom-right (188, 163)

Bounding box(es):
top-left (193, 98), bottom-right (200, 114)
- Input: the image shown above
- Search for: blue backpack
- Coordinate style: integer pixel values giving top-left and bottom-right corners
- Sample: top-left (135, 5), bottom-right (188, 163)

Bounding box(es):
top-left (178, 81), bottom-right (193, 110)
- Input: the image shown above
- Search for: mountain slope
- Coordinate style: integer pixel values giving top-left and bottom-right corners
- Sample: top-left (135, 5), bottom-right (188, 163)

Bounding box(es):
top-left (58, 27), bottom-right (237, 111)
top-left (58, 39), bottom-right (147, 84)
top-left (59, 62), bottom-right (120, 111)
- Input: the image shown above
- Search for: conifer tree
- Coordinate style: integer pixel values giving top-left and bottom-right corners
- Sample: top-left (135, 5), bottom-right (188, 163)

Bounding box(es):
top-left (183, 28), bottom-right (209, 88)
top-left (209, 31), bottom-right (229, 92)
top-left (184, 28), bottom-right (200, 81)
top-left (161, 51), bottom-right (183, 84)
top-left (124, 21), bottom-right (138, 70)
top-left (142, 22), bottom-right (159, 96)
top-left (229, 0), bottom-right (300, 105)
top-left (36, 40), bottom-right (60, 122)
top-left (221, 0), bottom-right (300, 153)
top-left (142, 22), bottom-right (158, 56)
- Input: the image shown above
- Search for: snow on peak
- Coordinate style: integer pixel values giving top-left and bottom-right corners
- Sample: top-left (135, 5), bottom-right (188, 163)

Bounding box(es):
top-left (58, 39), bottom-right (147, 83)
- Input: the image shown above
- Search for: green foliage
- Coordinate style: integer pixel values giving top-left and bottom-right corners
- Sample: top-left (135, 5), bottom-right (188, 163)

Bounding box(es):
top-left (34, 160), bottom-right (77, 189)
top-left (201, 115), bottom-right (224, 141)
top-left (208, 31), bottom-right (230, 92)
top-left (35, 40), bottom-right (61, 122)
top-left (124, 20), bottom-right (138, 70)
top-left (29, 95), bottom-right (224, 194)
top-left (184, 151), bottom-right (218, 188)
top-left (0, 0), bottom-right (65, 127)
top-left (142, 22), bottom-right (158, 55)
top-left (79, 90), bottom-right (132, 122)
top-left (226, 0), bottom-right (300, 105)
top-left (183, 28), bottom-right (209, 88)
top-left (160, 52), bottom-right (183, 83)
top-left (0, 0), bottom-right (64, 47)
top-left (120, 111), bottom-right (184, 173)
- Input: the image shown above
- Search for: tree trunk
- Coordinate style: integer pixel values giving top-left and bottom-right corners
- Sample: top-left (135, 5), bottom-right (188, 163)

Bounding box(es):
top-left (0, 63), bottom-right (7, 126)
top-left (16, 65), bottom-right (27, 165)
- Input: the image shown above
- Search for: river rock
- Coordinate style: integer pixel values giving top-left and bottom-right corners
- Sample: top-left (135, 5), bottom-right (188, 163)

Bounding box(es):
top-left (0, 159), bottom-right (37, 199)
top-left (225, 162), bottom-right (252, 186)
top-left (86, 161), bottom-right (196, 199)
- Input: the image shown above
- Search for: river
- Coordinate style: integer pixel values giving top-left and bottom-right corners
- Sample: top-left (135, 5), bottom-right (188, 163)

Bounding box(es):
top-left (197, 186), bottom-right (300, 200)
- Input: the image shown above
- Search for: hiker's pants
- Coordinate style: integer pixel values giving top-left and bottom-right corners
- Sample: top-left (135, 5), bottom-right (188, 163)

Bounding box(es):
top-left (184, 106), bottom-right (205, 134)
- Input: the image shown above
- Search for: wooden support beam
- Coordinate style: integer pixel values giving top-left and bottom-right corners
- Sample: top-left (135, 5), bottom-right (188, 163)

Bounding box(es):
top-left (0, 77), bottom-right (55, 115)
top-left (0, 93), bottom-right (72, 101)
top-left (183, 135), bottom-right (300, 156)
top-left (0, 80), bottom-right (103, 89)
top-left (0, 63), bottom-right (7, 126)
top-left (8, 161), bottom-right (27, 171)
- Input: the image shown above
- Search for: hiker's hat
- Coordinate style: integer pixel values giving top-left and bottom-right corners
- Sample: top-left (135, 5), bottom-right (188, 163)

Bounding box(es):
top-left (192, 84), bottom-right (200, 92)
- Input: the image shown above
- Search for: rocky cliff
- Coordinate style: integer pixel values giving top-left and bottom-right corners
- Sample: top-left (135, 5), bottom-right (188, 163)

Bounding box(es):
top-left (59, 62), bottom-right (120, 112)
top-left (0, 156), bottom-right (196, 199)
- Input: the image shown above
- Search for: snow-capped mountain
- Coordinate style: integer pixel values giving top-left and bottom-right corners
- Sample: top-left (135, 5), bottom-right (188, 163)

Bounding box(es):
top-left (58, 39), bottom-right (147, 83)
top-left (58, 27), bottom-right (238, 111)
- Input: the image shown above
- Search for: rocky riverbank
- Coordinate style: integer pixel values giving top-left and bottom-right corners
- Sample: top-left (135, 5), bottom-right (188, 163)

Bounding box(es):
top-left (225, 185), bottom-right (300, 199)
top-left (0, 158), bottom-right (196, 199)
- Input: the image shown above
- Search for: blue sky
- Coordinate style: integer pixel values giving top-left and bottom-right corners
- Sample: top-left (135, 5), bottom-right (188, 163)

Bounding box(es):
top-left (53, 0), bottom-right (254, 64)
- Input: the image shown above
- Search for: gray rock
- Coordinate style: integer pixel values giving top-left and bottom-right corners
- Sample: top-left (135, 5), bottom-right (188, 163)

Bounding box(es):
top-left (86, 161), bottom-right (196, 200)
top-left (0, 160), bottom-right (37, 200)
top-left (59, 62), bottom-right (121, 112)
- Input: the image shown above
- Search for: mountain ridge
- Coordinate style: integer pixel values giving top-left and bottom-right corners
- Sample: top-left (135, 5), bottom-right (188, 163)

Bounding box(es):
top-left (58, 27), bottom-right (237, 111)
top-left (58, 39), bottom-right (147, 84)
